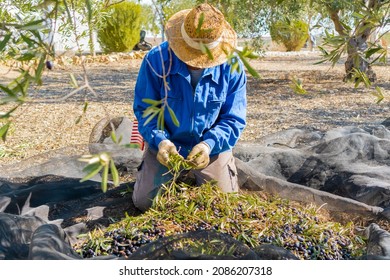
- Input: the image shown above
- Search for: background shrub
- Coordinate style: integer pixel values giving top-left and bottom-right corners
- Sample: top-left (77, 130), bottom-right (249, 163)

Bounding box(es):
top-left (270, 19), bottom-right (309, 51)
top-left (97, 1), bottom-right (142, 53)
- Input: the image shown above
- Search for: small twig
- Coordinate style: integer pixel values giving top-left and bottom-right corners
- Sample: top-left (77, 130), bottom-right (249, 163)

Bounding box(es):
top-left (44, 84), bottom-right (89, 102)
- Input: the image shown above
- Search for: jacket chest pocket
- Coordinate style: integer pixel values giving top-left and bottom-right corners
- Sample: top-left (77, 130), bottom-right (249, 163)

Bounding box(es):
top-left (200, 98), bottom-right (224, 129)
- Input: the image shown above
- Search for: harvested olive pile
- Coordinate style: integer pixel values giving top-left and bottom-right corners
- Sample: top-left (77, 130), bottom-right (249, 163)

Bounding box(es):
top-left (77, 181), bottom-right (366, 260)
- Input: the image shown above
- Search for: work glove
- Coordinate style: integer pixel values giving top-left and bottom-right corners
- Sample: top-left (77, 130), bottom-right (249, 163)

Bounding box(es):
top-left (187, 142), bottom-right (211, 169)
top-left (157, 140), bottom-right (180, 167)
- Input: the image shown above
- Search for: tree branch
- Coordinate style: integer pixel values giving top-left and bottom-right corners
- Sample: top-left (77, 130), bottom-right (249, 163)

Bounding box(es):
top-left (327, 7), bottom-right (347, 36)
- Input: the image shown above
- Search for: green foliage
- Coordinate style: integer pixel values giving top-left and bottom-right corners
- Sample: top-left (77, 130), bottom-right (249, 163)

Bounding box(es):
top-left (139, 4), bottom-right (160, 36)
top-left (77, 229), bottom-right (113, 256)
top-left (97, 1), bottom-right (142, 53)
top-left (244, 36), bottom-right (265, 55)
top-left (78, 178), bottom-right (366, 260)
top-left (232, 47), bottom-right (261, 78)
top-left (0, 5), bottom-right (14, 22)
top-left (142, 98), bottom-right (180, 131)
top-left (316, 30), bottom-right (349, 66)
top-left (77, 151), bottom-right (366, 260)
top-left (316, 1), bottom-right (389, 99)
top-left (0, 2), bottom-right (52, 133)
top-left (166, 153), bottom-right (194, 173)
top-left (0, 140), bottom-right (33, 159)
top-left (290, 77), bottom-right (308, 95)
top-left (204, 0), bottom-right (268, 38)
top-left (0, 122), bottom-right (11, 142)
top-left (79, 152), bottom-right (120, 193)
top-left (162, 0), bottom-right (196, 23)
top-left (371, 86), bottom-right (384, 104)
top-left (270, 18), bottom-right (309, 51)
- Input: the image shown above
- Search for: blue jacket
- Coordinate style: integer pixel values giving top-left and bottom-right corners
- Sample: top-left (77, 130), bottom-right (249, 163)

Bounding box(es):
top-left (133, 41), bottom-right (247, 157)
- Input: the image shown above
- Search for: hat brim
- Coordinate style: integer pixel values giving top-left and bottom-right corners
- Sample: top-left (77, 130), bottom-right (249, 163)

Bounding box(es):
top-left (165, 9), bottom-right (237, 68)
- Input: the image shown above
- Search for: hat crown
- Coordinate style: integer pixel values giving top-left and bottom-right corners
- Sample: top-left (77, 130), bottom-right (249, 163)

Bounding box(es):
top-left (164, 3), bottom-right (237, 68)
top-left (183, 3), bottom-right (224, 43)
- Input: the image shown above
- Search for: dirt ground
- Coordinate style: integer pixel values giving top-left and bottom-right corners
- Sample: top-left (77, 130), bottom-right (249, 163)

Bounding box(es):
top-left (0, 51), bottom-right (389, 166)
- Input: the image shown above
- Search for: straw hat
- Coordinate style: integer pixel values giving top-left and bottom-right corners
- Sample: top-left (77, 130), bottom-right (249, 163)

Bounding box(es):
top-left (165, 3), bottom-right (237, 68)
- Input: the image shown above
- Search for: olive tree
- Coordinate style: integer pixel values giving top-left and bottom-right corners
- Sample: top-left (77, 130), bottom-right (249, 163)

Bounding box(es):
top-left (317, 0), bottom-right (389, 83)
top-left (283, 0), bottom-right (388, 83)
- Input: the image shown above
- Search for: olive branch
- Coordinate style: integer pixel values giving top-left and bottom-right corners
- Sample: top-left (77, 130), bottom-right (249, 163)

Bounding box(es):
top-left (290, 77), bottom-right (308, 95)
top-left (79, 151), bottom-right (120, 193)
top-left (152, 153), bottom-right (195, 209)
top-left (142, 46), bottom-right (180, 131)
top-left (141, 98), bottom-right (179, 131)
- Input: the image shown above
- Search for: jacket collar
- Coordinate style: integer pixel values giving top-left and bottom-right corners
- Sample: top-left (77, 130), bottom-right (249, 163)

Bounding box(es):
top-left (169, 48), bottom-right (221, 84)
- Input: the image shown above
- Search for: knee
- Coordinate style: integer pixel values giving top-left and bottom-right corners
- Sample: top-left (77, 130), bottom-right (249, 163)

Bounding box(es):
top-left (132, 191), bottom-right (153, 212)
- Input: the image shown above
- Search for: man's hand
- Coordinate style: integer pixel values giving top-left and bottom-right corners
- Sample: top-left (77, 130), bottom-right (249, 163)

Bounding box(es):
top-left (187, 142), bottom-right (211, 169)
top-left (157, 140), bottom-right (180, 167)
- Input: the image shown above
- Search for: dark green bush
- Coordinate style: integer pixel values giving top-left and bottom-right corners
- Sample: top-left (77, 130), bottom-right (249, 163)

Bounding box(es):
top-left (270, 19), bottom-right (309, 51)
top-left (97, 1), bottom-right (142, 53)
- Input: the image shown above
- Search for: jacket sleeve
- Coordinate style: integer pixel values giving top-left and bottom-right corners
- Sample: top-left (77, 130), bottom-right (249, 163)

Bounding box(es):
top-left (202, 65), bottom-right (247, 155)
top-left (133, 54), bottom-right (170, 151)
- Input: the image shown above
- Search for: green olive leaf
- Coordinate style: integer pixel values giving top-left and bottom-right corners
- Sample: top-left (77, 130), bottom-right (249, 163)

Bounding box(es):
top-left (167, 104), bottom-right (180, 127)
top-left (110, 159), bottom-right (120, 187)
top-left (142, 98), bottom-right (163, 106)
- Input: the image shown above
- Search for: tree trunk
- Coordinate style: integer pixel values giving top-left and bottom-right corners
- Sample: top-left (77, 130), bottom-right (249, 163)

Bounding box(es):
top-left (343, 0), bottom-right (380, 82)
top-left (344, 35), bottom-right (377, 82)
top-left (327, 1), bottom-right (380, 83)
top-left (327, 8), bottom-right (347, 36)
